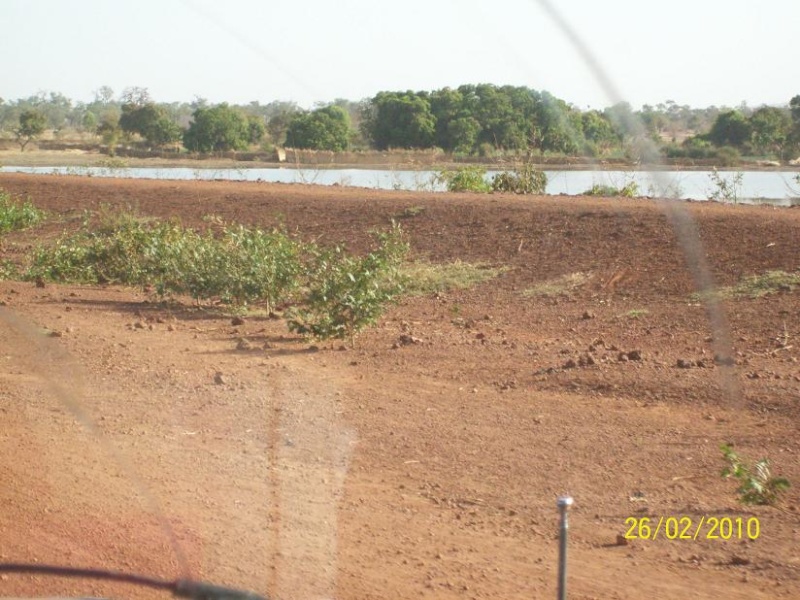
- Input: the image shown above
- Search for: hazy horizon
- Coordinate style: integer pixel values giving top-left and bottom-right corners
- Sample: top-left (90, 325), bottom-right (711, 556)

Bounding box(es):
top-left (2, 0), bottom-right (797, 111)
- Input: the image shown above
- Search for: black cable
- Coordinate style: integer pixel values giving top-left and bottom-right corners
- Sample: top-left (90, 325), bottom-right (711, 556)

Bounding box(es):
top-left (0, 563), bottom-right (269, 600)
top-left (0, 563), bottom-right (174, 592)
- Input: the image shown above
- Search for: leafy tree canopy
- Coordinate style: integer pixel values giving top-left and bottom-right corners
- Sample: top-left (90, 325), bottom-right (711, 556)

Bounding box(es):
top-left (15, 109), bottom-right (47, 151)
top-left (247, 115), bottom-right (266, 145)
top-left (120, 103), bottom-right (182, 147)
top-left (362, 91), bottom-right (436, 150)
top-left (749, 106), bottom-right (792, 156)
top-left (286, 105), bottom-right (351, 151)
top-left (183, 104), bottom-right (251, 153)
top-left (707, 110), bottom-right (751, 148)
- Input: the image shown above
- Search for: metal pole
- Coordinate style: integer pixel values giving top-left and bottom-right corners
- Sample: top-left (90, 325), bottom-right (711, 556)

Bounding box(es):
top-left (557, 495), bottom-right (573, 600)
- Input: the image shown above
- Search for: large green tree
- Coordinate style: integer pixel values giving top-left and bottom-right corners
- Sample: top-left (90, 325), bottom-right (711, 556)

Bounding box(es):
top-left (362, 91), bottom-right (435, 150)
top-left (15, 109), bottom-right (47, 151)
top-left (183, 104), bottom-right (250, 153)
top-left (534, 92), bottom-right (582, 154)
top-left (247, 115), bottom-right (266, 145)
top-left (463, 84), bottom-right (525, 150)
top-left (749, 106), bottom-right (792, 157)
top-left (429, 87), bottom-right (469, 151)
top-left (707, 110), bottom-right (751, 148)
top-left (285, 105), bottom-right (350, 151)
top-left (581, 110), bottom-right (619, 156)
top-left (119, 103), bottom-right (182, 148)
top-left (97, 112), bottom-right (121, 155)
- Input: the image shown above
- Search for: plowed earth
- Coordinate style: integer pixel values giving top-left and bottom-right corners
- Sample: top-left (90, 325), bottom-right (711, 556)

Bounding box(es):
top-left (0, 173), bottom-right (799, 599)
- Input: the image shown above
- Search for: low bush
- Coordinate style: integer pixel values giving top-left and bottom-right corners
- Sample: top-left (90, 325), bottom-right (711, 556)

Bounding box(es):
top-left (28, 209), bottom-right (409, 342)
top-left (435, 166), bottom-right (491, 193)
top-left (721, 444), bottom-right (790, 506)
top-left (583, 181), bottom-right (639, 198)
top-left (26, 215), bottom-right (303, 312)
top-left (287, 222), bottom-right (408, 343)
top-left (491, 163), bottom-right (547, 194)
top-left (707, 168), bottom-right (744, 204)
top-left (0, 190), bottom-right (46, 234)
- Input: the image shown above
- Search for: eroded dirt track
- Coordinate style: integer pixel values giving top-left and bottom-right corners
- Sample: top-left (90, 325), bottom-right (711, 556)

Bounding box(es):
top-left (0, 173), bottom-right (799, 599)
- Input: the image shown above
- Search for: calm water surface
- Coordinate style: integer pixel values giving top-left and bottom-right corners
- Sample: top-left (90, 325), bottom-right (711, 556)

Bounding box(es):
top-left (2, 166), bottom-right (799, 206)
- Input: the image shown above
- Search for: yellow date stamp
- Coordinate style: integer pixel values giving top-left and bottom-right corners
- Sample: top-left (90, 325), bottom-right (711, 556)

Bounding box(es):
top-left (624, 516), bottom-right (761, 541)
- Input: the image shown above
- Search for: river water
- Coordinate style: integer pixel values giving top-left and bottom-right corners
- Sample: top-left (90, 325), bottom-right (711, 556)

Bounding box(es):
top-left (2, 165), bottom-right (799, 206)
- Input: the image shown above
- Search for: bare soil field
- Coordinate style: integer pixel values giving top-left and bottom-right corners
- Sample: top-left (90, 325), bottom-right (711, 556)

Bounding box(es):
top-left (0, 173), bottom-right (799, 599)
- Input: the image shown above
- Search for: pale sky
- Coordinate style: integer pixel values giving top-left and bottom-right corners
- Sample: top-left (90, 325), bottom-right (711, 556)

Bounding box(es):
top-left (2, 0), bottom-right (797, 110)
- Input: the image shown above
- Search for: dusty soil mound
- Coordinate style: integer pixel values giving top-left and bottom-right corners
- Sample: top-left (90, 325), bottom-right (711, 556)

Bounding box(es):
top-left (0, 173), bottom-right (798, 599)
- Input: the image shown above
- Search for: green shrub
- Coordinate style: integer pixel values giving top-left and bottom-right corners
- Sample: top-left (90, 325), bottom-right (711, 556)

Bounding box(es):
top-left (0, 260), bottom-right (19, 281)
top-left (583, 181), bottom-right (639, 197)
top-left (0, 191), bottom-right (45, 234)
top-left (721, 444), bottom-right (790, 506)
top-left (477, 143), bottom-right (495, 158)
top-left (435, 166), bottom-right (491, 193)
top-left (491, 163), bottom-right (548, 194)
top-left (707, 168), bottom-right (744, 204)
top-left (27, 218), bottom-right (184, 285)
top-left (27, 210), bottom-right (410, 340)
top-left (26, 214), bottom-right (303, 311)
top-left (194, 225), bottom-right (302, 312)
top-left (287, 223), bottom-right (408, 343)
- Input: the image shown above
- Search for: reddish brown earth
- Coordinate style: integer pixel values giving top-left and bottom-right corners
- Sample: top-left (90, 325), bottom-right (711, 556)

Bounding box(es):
top-left (0, 173), bottom-right (799, 599)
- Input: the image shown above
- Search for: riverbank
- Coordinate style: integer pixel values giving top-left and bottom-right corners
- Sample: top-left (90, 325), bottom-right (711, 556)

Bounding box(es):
top-left (2, 148), bottom-right (798, 172)
top-left (3, 162), bottom-right (799, 205)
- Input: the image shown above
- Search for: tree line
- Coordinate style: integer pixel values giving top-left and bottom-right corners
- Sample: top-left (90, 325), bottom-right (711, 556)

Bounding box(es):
top-left (2, 85), bottom-right (799, 161)
top-left (674, 99), bottom-right (800, 162)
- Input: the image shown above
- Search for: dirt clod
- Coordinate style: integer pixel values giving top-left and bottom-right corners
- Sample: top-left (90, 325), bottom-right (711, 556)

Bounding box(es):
top-left (627, 350), bottom-right (642, 361)
top-left (236, 338), bottom-right (254, 351)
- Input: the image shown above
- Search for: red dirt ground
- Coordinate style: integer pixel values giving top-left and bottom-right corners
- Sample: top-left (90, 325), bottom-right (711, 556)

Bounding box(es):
top-left (0, 173), bottom-right (799, 599)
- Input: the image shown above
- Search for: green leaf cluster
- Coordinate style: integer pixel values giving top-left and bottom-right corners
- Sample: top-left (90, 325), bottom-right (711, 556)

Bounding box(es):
top-left (286, 105), bottom-right (351, 151)
top-left (721, 444), bottom-right (790, 506)
top-left (434, 166), bottom-right (491, 193)
top-left (27, 214), bottom-right (409, 342)
top-left (582, 181), bottom-right (639, 198)
top-left (362, 85), bottom-right (608, 156)
top-left (0, 190), bottom-right (46, 235)
top-left (27, 218), bottom-right (302, 310)
top-left (287, 222), bottom-right (408, 343)
top-left (491, 163), bottom-right (548, 194)
top-left (15, 109), bottom-right (47, 150)
top-left (435, 163), bottom-right (548, 195)
top-left (183, 104), bottom-right (253, 153)
top-left (119, 103), bottom-right (182, 148)
top-left (707, 168), bottom-right (744, 204)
